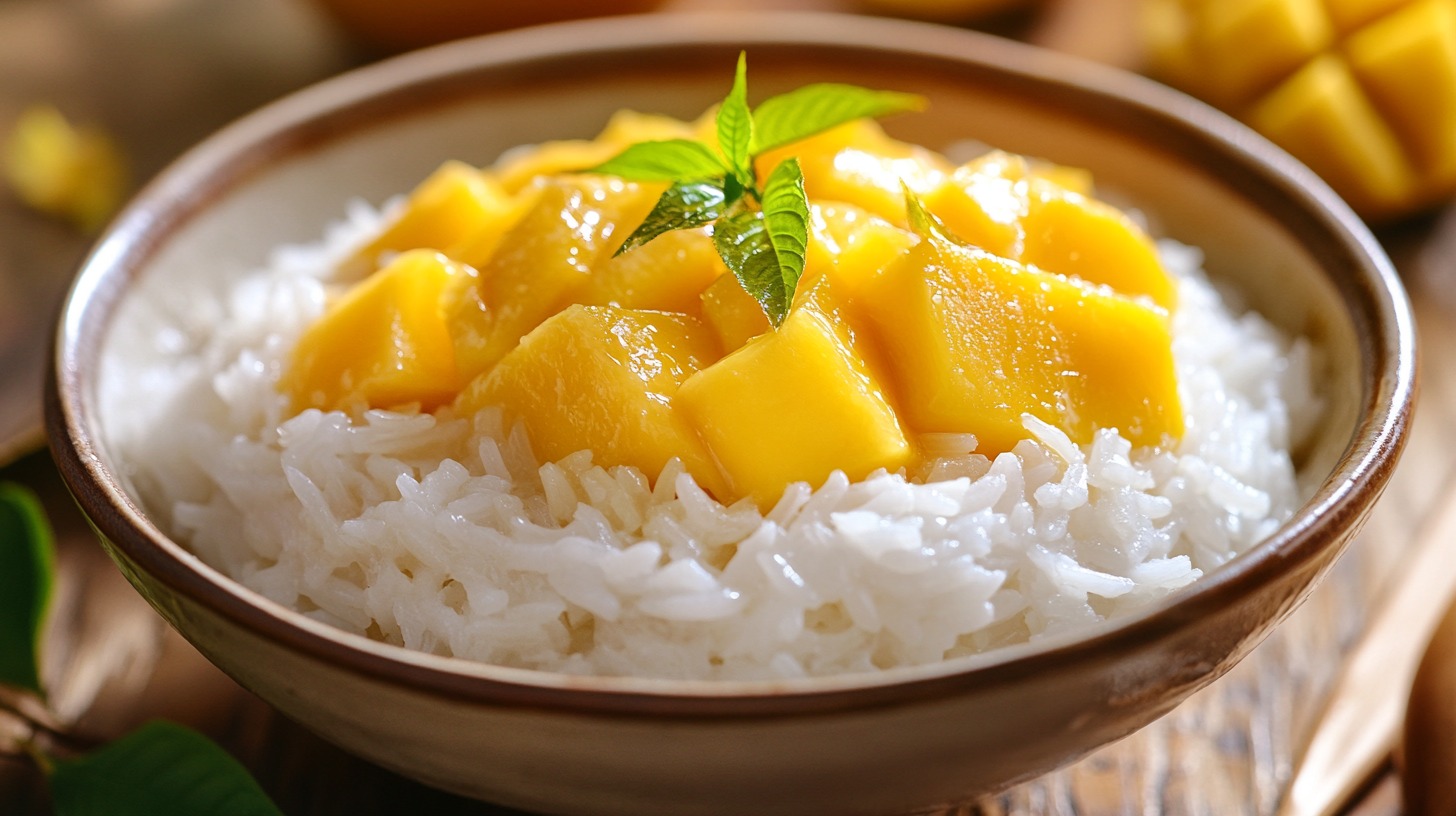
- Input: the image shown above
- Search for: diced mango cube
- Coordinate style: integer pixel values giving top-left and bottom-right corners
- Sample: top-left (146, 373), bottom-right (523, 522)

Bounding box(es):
top-left (924, 153), bottom-right (1029, 259)
top-left (348, 161), bottom-right (515, 275)
top-left (860, 238), bottom-right (1182, 454)
top-left (580, 228), bottom-right (726, 314)
top-left (755, 119), bottom-right (951, 225)
top-left (1019, 181), bottom-right (1176, 309)
top-left (809, 203), bottom-right (918, 299)
top-left (495, 110), bottom-right (711, 193)
top-left (699, 274), bottom-right (770, 352)
top-left (677, 304), bottom-right (912, 509)
top-left (283, 250), bottom-right (468, 413)
top-left (444, 177), bottom-right (660, 383)
top-left (456, 305), bottom-right (726, 495)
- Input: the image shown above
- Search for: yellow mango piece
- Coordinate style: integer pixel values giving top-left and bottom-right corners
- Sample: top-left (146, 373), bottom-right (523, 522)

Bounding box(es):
top-left (677, 304), bottom-right (912, 509)
top-left (1248, 54), bottom-right (1417, 216)
top-left (456, 305), bottom-right (726, 495)
top-left (755, 119), bottom-right (951, 225)
top-left (922, 153), bottom-right (1173, 308)
top-left (1197, 0), bottom-right (1332, 106)
top-left (444, 177), bottom-right (660, 383)
top-left (348, 161), bottom-right (514, 276)
top-left (860, 238), bottom-right (1182, 454)
top-left (1026, 161), bottom-right (1093, 196)
top-left (699, 274), bottom-right (770, 352)
top-left (283, 250), bottom-right (468, 413)
top-left (1345, 0), bottom-right (1456, 193)
top-left (445, 185), bottom-right (538, 270)
top-left (924, 153), bottom-right (1029, 259)
top-left (809, 203), bottom-right (919, 299)
top-left (580, 228), bottom-right (726, 314)
top-left (1020, 181), bottom-right (1176, 309)
top-left (495, 110), bottom-right (708, 194)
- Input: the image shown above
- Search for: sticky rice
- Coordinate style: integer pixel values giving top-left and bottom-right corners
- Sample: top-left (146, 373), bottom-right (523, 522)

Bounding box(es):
top-left (105, 198), bottom-right (1322, 681)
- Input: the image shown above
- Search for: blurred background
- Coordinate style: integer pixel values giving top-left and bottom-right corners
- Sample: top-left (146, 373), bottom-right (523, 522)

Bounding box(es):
top-left (0, 0), bottom-right (1441, 813)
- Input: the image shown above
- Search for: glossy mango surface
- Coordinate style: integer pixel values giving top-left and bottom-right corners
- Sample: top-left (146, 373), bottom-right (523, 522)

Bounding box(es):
top-left (282, 109), bottom-right (1184, 507)
top-left (457, 305), bottom-right (726, 495)
top-left (677, 304), bottom-right (912, 508)
top-left (861, 237), bottom-right (1183, 454)
top-left (283, 250), bottom-right (467, 412)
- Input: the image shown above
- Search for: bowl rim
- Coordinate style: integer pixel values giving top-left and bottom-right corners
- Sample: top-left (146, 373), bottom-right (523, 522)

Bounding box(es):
top-left (47, 11), bottom-right (1416, 717)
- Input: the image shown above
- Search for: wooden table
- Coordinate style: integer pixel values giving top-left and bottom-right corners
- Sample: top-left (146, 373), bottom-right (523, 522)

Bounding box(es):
top-left (0, 0), bottom-right (1440, 812)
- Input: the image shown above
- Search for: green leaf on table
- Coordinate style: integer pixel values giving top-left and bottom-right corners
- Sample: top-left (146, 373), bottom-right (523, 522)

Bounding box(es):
top-left (615, 181), bottom-right (727, 255)
top-left (752, 83), bottom-right (926, 154)
top-left (713, 159), bottom-right (809, 329)
top-left (717, 52), bottom-right (755, 188)
top-left (586, 139), bottom-right (725, 182)
top-left (49, 721), bottom-right (282, 816)
top-left (0, 482), bottom-right (56, 696)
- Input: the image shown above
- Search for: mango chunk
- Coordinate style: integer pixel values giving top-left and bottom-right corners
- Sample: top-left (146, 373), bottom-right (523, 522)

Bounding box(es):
top-left (755, 119), bottom-right (951, 225)
top-left (860, 238), bottom-right (1182, 454)
top-left (1019, 181), bottom-right (1176, 309)
top-left (495, 110), bottom-right (713, 194)
top-left (444, 177), bottom-right (660, 383)
top-left (677, 304), bottom-right (912, 509)
top-left (349, 161), bottom-right (515, 275)
top-left (809, 203), bottom-right (919, 300)
top-left (456, 305), bottom-right (726, 495)
top-left (699, 274), bottom-right (770, 352)
top-left (924, 154), bottom-right (1028, 259)
top-left (580, 228), bottom-right (726, 314)
top-left (924, 154), bottom-right (1174, 308)
top-left (284, 250), bottom-right (468, 413)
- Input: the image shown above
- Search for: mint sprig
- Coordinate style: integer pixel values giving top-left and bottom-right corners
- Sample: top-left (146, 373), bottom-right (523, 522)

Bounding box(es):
top-left (588, 53), bottom-right (924, 326)
top-left (50, 721), bottom-right (283, 816)
top-left (0, 479), bottom-right (281, 814)
top-left (0, 483), bottom-right (54, 696)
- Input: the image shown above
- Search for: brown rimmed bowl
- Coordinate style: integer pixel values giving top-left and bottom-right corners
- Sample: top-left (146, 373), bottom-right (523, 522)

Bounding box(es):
top-left (46, 12), bottom-right (1415, 816)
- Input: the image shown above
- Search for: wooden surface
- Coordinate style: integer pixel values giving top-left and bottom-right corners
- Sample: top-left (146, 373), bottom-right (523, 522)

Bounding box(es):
top-left (0, 0), bottom-right (1443, 813)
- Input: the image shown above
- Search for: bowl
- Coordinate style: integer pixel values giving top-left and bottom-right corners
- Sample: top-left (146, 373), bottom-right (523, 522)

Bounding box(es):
top-left (46, 13), bottom-right (1415, 816)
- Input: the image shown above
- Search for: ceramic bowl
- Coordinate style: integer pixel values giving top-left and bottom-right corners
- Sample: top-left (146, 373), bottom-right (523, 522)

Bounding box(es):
top-left (47, 13), bottom-right (1415, 816)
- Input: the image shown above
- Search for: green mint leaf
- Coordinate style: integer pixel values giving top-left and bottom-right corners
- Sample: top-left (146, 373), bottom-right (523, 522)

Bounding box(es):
top-left (717, 52), bottom-right (755, 188)
top-left (0, 483), bottom-right (55, 696)
top-left (616, 181), bottom-right (727, 255)
top-left (586, 139), bottom-right (725, 182)
top-left (50, 721), bottom-right (282, 816)
top-left (902, 181), bottom-right (963, 246)
top-left (759, 157), bottom-right (810, 313)
top-left (713, 160), bottom-right (809, 329)
top-left (752, 84), bottom-right (926, 154)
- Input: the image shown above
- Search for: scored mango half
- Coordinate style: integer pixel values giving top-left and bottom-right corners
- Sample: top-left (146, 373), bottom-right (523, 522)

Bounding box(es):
top-left (282, 110), bottom-right (1183, 507)
top-left (1146, 0), bottom-right (1456, 219)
